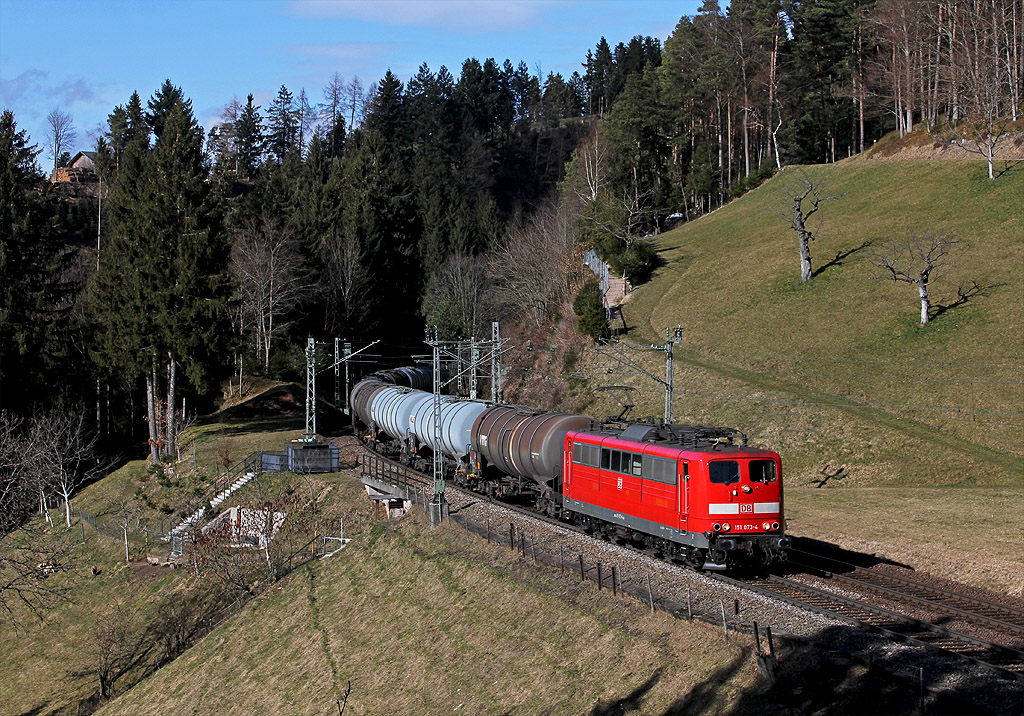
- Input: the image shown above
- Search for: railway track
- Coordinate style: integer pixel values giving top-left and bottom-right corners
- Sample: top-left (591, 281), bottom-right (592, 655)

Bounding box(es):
top-left (716, 573), bottom-right (1024, 682)
top-left (351, 443), bottom-right (1024, 683)
top-left (787, 548), bottom-right (1024, 641)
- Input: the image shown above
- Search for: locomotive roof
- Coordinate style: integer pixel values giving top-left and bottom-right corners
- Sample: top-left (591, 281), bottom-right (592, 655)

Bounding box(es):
top-left (583, 420), bottom-right (752, 450)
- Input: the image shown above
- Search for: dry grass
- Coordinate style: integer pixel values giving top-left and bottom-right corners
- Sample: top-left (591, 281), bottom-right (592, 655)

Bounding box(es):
top-left (98, 480), bottom-right (765, 716)
top-left (787, 486), bottom-right (1024, 597)
top-left (0, 412), bottom-right (308, 716)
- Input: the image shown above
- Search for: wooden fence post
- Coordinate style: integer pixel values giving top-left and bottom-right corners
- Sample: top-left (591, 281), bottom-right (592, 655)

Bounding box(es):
top-left (579, 554), bottom-right (585, 582)
top-left (720, 600), bottom-right (728, 638)
top-left (597, 562), bottom-right (602, 590)
top-left (686, 588), bottom-right (692, 622)
top-left (612, 566), bottom-right (618, 596)
top-left (647, 575), bottom-right (655, 613)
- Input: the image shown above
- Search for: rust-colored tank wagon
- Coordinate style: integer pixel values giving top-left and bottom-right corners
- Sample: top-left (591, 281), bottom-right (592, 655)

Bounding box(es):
top-left (472, 406), bottom-right (592, 488)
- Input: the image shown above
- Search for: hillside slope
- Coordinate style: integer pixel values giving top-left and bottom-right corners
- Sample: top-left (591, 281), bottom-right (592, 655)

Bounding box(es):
top-left (596, 160), bottom-right (1022, 487)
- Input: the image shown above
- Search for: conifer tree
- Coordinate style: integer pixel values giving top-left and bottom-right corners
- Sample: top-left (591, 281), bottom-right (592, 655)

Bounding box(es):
top-left (235, 94), bottom-right (263, 181)
top-left (0, 111), bottom-right (68, 412)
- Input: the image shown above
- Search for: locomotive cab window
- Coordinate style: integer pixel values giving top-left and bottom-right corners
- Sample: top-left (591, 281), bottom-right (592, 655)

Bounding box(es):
top-left (572, 442), bottom-right (599, 467)
top-left (749, 460), bottom-right (777, 483)
top-left (709, 460), bottom-right (740, 484)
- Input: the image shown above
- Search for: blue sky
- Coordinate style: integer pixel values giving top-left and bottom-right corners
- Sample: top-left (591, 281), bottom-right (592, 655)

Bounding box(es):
top-left (0, 0), bottom-right (699, 164)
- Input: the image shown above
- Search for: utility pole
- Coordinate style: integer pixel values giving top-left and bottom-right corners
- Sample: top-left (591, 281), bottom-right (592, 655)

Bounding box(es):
top-left (305, 338), bottom-right (379, 440)
top-left (343, 341), bottom-right (352, 415)
top-left (428, 327), bottom-right (447, 527)
top-left (334, 337), bottom-right (340, 409)
top-left (656, 326), bottom-right (682, 424)
top-left (423, 323), bottom-right (511, 526)
top-left (305, 338), bottom-right (317, 439)
top-left (593, 326), bottom-right (682, 423)
top-left (491, 321), bottom-right (503, 404)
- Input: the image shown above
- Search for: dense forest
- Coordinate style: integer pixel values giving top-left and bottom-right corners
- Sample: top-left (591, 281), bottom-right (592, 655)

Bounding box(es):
top-left (1, 0), bottom-right (1020, 469)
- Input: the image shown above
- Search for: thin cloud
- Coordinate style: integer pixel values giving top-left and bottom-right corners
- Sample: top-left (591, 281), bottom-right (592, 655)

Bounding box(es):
top-left (287, 0), bottom-right (548, 30)
top-left (1, 69), bottom-right (107, 109)
top-left (0, 69), bottom-right (49, 104)
top-left (55, 77), bottom-right (102, 106)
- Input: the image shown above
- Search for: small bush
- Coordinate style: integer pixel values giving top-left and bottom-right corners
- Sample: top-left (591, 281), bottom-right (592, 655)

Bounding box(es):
top-left (573, 281), bottom-right (608, 341)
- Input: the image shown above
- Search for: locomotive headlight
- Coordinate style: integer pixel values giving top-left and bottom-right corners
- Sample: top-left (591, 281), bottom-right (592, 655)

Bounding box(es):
top-left (772, 521), bottom-right (780, 531)
top-left (763, 521), bottom-right (771, 531)
top-left (722, 522), bottom-right (731, 531)
top-left (712, 523), bottom-right (721, 532)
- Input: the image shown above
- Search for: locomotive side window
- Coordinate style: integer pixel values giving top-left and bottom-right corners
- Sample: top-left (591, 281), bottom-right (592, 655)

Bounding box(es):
top-left (749, 460), bottom-right (777, 483)
top-left (709, 460), bottom-right (740, 484)
top-left (572, 442), bottom-right (600, 467)
top-left (641, 456), bottom-right (677, 485)
top-left (601, 448), bottom-right (611, 469)
top-left (631, 454), bottom-right (642, 476)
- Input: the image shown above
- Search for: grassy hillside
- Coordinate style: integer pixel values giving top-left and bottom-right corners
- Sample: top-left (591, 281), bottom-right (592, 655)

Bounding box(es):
top-left (0, 401), bottom-right (308, 716)
top-left (583, 160), bottom-right (1022, 487)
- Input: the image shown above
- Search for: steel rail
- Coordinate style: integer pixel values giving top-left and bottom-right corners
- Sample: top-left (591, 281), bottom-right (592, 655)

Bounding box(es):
top-left (715, 573), bottom-right (1024, 682)
top-left (787, 548), bottom-right (1024, 639)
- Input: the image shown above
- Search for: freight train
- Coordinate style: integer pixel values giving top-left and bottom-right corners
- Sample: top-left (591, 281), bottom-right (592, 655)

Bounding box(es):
top-left (351, 366), bottom-right (789, 570)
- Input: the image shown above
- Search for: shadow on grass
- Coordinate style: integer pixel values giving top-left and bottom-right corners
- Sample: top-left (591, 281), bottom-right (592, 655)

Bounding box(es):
top-left (703, 626), bottom-right (1003, 716)
top-left (811, 240), bottom-right (873, 278)
top-left (929, 282), bottom-right (1001, 322)
top-left (790, 536), bottom-right (913, 571)
top-left (994, 159), bottom-right (1023, 180)
top-left (587, 668), bottom-right (666, 716)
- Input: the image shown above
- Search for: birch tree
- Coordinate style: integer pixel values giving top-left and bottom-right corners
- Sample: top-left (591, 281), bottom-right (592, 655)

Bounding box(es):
top-left (230, 217), bottom-right (311, 373)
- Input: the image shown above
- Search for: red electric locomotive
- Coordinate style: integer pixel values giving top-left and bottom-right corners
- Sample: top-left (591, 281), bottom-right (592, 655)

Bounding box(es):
top-left (562, 422), bottom-right (789, 570)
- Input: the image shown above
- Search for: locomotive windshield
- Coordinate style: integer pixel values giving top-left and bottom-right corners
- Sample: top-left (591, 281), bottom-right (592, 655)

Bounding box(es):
top-left (749, 460), bottom-right (777, 483)
top-left (709, 460), bottom-right (740, 484)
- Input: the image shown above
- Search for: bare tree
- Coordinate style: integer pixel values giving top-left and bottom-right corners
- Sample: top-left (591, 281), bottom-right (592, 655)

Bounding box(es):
top-left (31, 411), bottom-right (97, 527)
top-left (936, 0), bottom-right (1016, 180)
top-left (319, 229), bottom-right (372, 337)
top-left (114, 496), bottom-right (140, 564)
top-left (230, 217), bottom-right (311, 372)
top-left (422, 252), bottom-right (495, 339)
top-left (0, 411), bottom-right (78, 625)
top-left (489, 200), bottom-right (583, 326)
top-left (776, 171), bottom-right (838, 283)
top-left (74, 603), bottom-right (154, 700)
top-left (45, 108), bottom-right (76, 175)
top-left (869, 231), bottom-right (968, 325)
top-left (345, 76), bottom-right (366, 128)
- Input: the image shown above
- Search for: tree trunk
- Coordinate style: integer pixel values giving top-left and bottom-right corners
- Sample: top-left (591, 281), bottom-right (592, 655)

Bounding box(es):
top-left (799, 230), bottom-right (813, 283)
top-left (918, 279), bottom-right (930, 324)
top-left (63, 484), bottom-right (72, 528)
top-left (166, 349), bottom-right (176, 459)
top-left (146, 360), bottom-right (159, 463)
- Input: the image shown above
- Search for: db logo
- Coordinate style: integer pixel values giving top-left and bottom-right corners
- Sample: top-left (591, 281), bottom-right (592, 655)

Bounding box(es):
top-left (617, 477), bottom-right (623, 490)
top-left (740, 504), bottom-right (753, 514)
